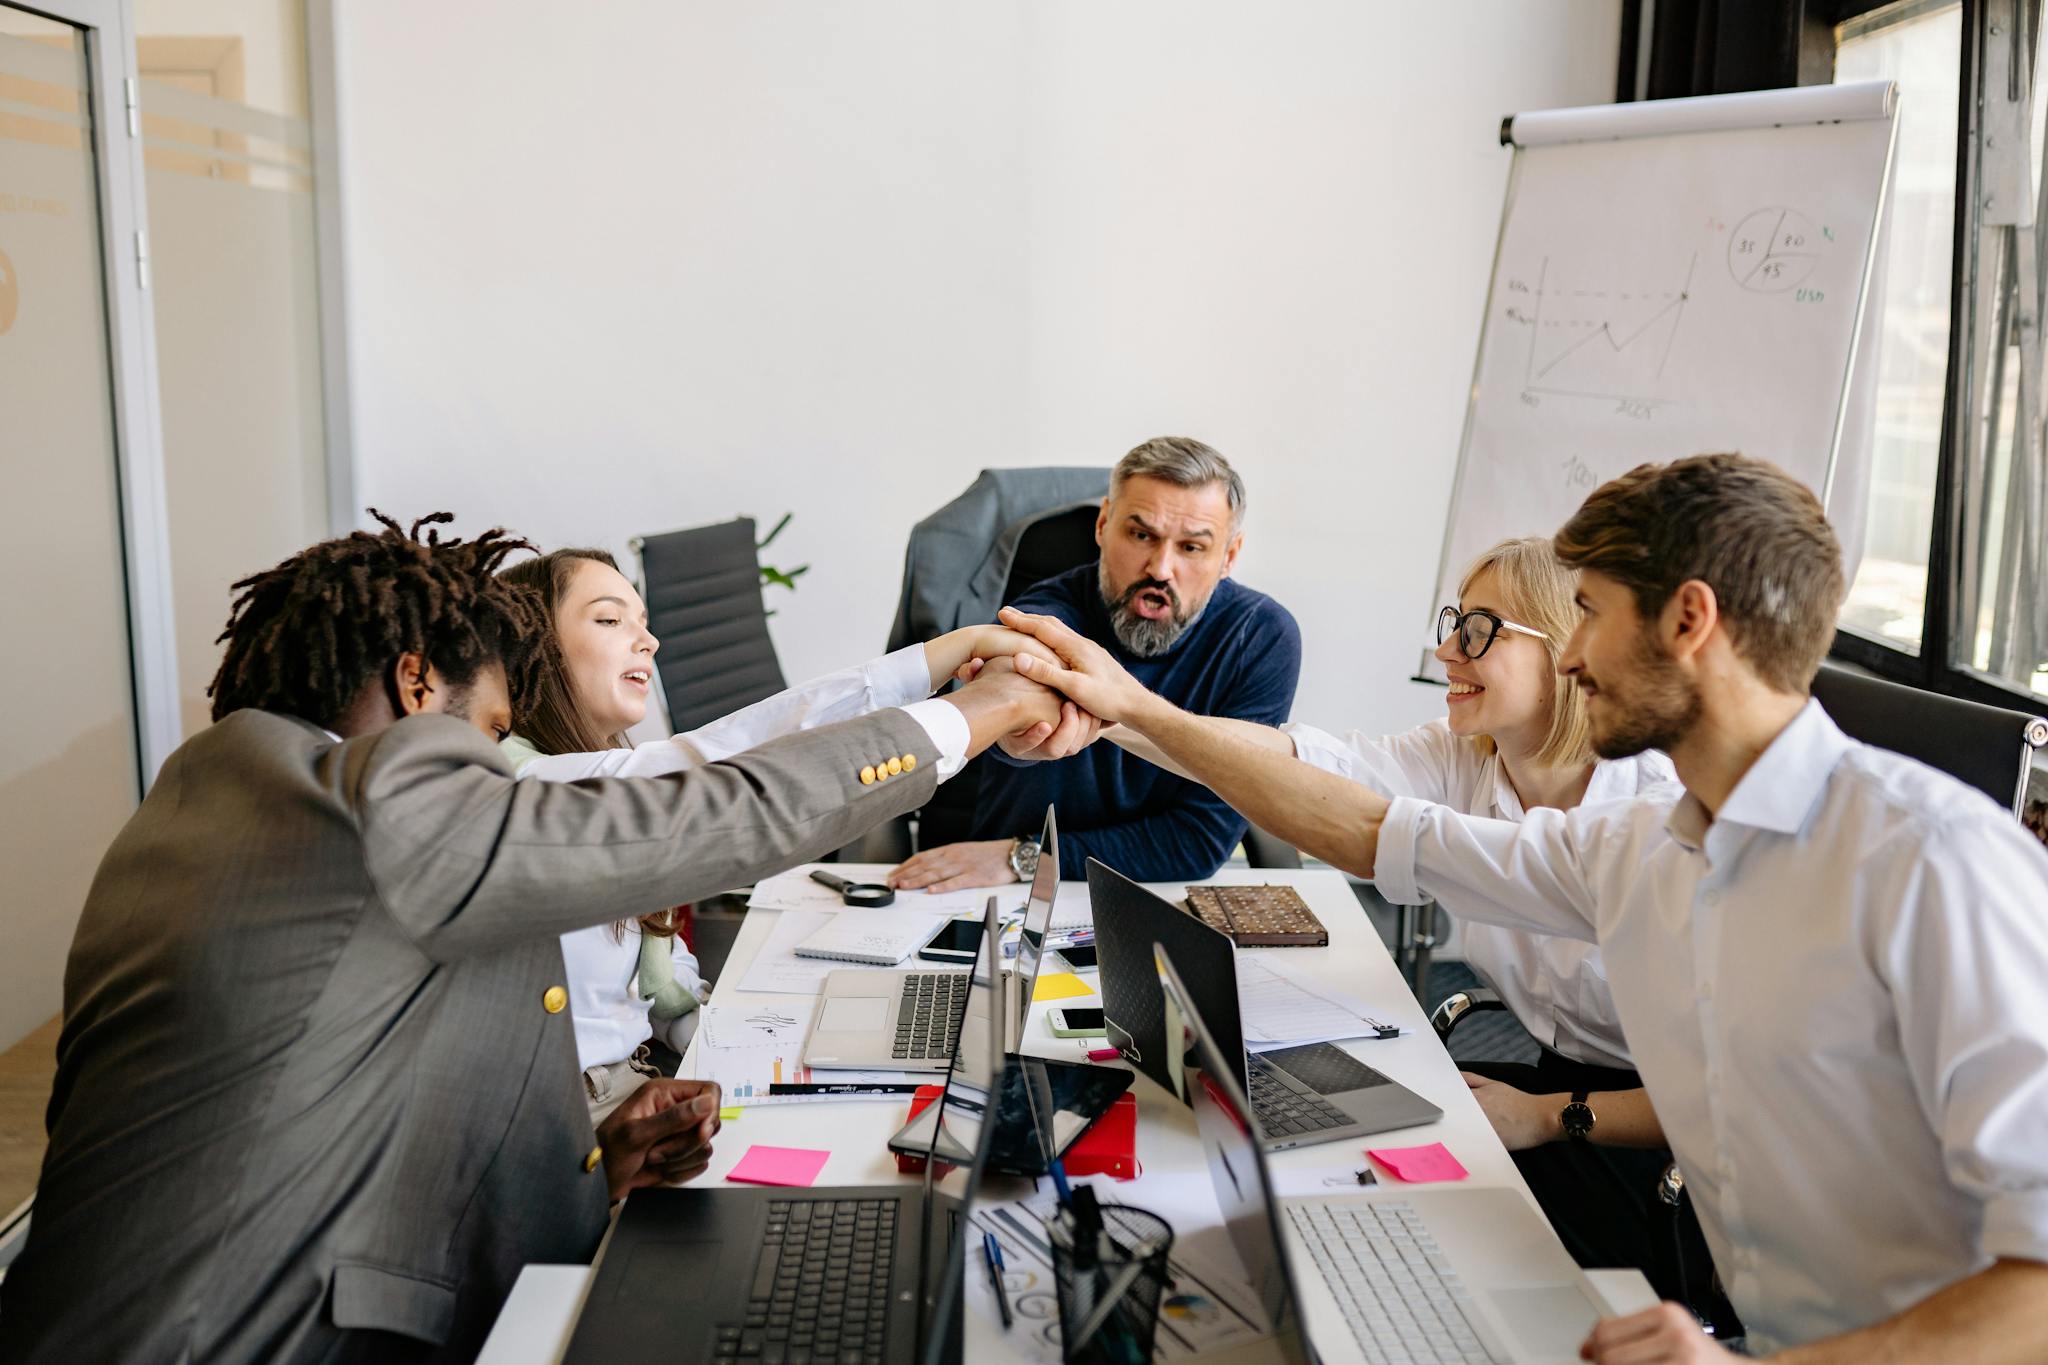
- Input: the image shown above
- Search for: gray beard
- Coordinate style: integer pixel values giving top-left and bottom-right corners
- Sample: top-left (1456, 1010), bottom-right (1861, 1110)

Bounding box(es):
top-left (1099, 564), bottom-right (1210, 658)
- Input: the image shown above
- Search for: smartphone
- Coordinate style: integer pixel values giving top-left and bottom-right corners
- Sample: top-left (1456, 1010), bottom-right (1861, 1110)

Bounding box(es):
top-left (1046, 1007), bottom-right (1107, 1038)
top-left (1056, 944), bottom-right (1098, 970)
top-left (916, 917), bottom-right (986, 963)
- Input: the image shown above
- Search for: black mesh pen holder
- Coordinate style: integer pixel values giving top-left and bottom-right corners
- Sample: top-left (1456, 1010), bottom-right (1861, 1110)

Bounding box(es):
top-left (1046, 1203), bottom-right (1175, 1365)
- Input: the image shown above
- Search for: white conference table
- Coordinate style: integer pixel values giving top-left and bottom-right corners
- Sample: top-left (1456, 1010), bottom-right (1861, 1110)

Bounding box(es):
top-left (480, 867), bottom-right (1650, 1364)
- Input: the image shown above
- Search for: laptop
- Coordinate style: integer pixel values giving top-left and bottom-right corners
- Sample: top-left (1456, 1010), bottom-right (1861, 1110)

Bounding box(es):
top-left (887, 835), bottom-right (1130, 1176)
top-left (1159, 944), bottom-right (1606, 1365)
top-left (1089, 858), bottom-right (1441, 1150)
top-left (560, 900), bottom-right (1007, 1365)
top-left (806, 807), bottom-right (1062, 1071)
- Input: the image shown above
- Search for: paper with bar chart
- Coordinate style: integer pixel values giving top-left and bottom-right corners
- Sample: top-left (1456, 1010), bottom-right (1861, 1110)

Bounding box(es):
top-left (692, 1001), bottom-right (920, 1105)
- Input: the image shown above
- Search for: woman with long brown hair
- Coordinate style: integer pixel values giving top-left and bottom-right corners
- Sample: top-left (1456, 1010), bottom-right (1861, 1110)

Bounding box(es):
top-left (500, 546), bottom-right (1057, 1121)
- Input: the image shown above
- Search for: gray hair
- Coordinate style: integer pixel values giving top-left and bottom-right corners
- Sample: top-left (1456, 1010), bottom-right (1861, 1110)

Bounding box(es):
top-left (1111, 437), bottom-right (1246, 532)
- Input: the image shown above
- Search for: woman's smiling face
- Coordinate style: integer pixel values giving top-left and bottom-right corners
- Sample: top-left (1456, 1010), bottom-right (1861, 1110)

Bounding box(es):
top-left (553, 557), bottom-right (659, 738)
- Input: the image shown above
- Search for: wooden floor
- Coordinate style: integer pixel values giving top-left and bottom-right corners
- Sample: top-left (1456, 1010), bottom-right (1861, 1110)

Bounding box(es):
top-left (0, 1016), bottom-right (58, 1215)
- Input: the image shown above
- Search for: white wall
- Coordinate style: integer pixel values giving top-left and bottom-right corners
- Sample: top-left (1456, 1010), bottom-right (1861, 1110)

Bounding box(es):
top-left (331, 2), bottom-right (1619, 734)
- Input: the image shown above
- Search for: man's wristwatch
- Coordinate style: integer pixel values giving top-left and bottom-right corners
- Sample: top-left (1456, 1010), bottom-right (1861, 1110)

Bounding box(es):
top-left (1560, 1090), bottom-right (1596, 1142)
top-left (1006, 836), bottom-right (1040, 883)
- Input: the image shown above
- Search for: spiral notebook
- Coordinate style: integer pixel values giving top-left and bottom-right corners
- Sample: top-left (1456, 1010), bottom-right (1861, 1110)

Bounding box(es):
top-left (792, 913), bottom-right (945, 966)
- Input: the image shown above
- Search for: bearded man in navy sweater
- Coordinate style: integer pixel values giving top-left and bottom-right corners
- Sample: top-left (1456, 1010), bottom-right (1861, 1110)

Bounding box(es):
top-left (889, 437), bottom-right (1301, 889)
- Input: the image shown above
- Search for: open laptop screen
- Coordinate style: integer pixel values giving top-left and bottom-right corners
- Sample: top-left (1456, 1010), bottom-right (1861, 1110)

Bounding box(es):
top-left (1159, 945), bottom-right (1312, 1363)
top-left (1011, 806), bottom-right (1060, 1042)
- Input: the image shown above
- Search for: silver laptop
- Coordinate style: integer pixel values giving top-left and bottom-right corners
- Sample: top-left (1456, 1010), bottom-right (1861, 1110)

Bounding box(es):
top-left (1159, 945), bottom-right (1606, 1365)
top-left (805, 808), bottom-right (1060, 1070)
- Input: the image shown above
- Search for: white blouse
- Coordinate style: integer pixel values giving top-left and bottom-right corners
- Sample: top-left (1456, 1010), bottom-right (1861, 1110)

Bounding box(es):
top-left (508, 645), bottom-right (940, 1070)
top-left (1284, 717), bottom-right (1676, 1069)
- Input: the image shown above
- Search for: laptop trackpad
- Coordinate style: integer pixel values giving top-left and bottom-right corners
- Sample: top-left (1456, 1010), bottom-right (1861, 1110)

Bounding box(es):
top-left (819, 996), bottom-right (889, 1033)
top-left (1486, 1284), bottom-right (1600, 1360)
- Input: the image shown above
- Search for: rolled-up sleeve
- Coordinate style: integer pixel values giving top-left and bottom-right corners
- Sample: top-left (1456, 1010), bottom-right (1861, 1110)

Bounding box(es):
top-left (1886, 817), bottom-right (2048, 1264)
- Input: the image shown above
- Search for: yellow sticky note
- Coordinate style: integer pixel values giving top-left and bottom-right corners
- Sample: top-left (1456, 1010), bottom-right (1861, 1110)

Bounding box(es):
top-left (719, 1107), bottom-right (744, 1121)
top-left (1032, 971), bottom-right (1095, 1003)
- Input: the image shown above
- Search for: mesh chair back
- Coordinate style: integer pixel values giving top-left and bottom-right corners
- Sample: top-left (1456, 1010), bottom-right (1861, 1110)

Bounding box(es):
top-left (636, 518), bottom-right (788, 734)
top-left (1810, 661), bottom-right (2047, 815)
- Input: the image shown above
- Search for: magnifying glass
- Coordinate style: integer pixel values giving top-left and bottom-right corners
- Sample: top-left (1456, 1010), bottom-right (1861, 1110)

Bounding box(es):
top-left (809, 869), bottom-right (897, 908)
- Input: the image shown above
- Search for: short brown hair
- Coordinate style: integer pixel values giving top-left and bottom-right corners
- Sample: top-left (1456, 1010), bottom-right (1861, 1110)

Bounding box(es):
top-left (1554, 453), bottom-right (1844, 693)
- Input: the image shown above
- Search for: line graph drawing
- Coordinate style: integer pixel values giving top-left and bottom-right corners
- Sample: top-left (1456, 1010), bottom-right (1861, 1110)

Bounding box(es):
top-left (1727, 206), bottom-right (1822, 292)
top-left (1502, 253), bottom-right (1697, 405)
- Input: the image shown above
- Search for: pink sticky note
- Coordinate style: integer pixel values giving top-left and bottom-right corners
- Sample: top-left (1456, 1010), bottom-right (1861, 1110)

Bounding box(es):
top-left (1367, 1142), bottom-right (1469, 1183)
top-left (727, 1145), bottom-right (832, 1188)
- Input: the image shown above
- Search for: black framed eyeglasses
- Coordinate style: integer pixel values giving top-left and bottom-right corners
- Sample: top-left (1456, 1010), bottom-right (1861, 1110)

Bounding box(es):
top-left (1436, 605), bottom-right (1546, 660)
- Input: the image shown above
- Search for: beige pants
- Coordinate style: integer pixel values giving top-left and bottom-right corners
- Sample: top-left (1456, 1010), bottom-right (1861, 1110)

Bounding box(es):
top-left (582, 1045), bottom-right (661, 1126)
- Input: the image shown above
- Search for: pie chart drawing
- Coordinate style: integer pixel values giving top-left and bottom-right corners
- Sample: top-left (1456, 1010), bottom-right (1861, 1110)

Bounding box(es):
top-left (1728, 207), bottom-right (1822, 293)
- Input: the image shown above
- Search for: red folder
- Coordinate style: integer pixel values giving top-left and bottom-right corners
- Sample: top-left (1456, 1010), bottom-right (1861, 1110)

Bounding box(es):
top-left (892, 1087), bottom-right (1139, 1179)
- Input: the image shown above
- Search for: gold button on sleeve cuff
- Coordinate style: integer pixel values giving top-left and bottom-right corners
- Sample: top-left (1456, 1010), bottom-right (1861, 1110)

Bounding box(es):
top-left (859, 765), bottom-right (876, 786)
top-left (543, 986), bottom-right (568, 1014)
top-left (873, 762), bottom-right (889, 782)
top-left (583, 1144), bottom-right (603, 1173)
top-left (886, 756), bottom-right (903, 776)
top-left (901, 753), bottom-right (917, 772)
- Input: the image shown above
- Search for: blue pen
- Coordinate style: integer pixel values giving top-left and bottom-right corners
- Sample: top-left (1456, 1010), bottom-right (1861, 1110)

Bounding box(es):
top-left (1047, 1157), bottom-right (1074, 1208)
top-left (982, 1231), bottom-right (1014, 1329)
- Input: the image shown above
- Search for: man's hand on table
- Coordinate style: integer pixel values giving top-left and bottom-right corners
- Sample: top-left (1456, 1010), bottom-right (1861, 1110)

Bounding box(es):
top-left (1581, 1303), bottom-right (1732, 1362)
top-left (597, 1078), bottom-right (722, 1201)
top-left (886, 838), bottom-right (1018, 892)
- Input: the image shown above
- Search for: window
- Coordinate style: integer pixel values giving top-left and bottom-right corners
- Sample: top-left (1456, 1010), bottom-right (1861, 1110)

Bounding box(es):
top-left (1833, 2), bottom-right (1962, 655)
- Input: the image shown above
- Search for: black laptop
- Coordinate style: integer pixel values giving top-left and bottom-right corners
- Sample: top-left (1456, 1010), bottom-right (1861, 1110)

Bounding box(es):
top-left (1088, 859), bottom-right (1441, 1151)
top-left (561, 902), bottom-right (1007, 1365)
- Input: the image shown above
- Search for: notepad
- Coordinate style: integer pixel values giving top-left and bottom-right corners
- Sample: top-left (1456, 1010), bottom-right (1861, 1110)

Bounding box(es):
top-left (727, 1145), bottom-right (832, 1188)
top-left (792, 913), bottom-right (945, 966)
top-left (1031, 971), bottom-right (1095, 1003)
top-left (1367, 1143), bottom-right (1469, 1183)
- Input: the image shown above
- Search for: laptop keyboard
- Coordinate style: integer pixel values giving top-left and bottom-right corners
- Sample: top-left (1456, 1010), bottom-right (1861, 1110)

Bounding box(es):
top-left (892, 972), bottom-right (969, 1060)
top-left (1288, 1201), bottom-right (1497, 1364)
top-left (714, 1198), bottom-right (896, 1365)
top-left (1248, 1055), bottom-right (1353, 1137)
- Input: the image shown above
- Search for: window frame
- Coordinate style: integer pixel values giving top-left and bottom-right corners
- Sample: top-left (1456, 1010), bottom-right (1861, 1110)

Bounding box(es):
top-left (1630, 0), bottom-right (2048, 711)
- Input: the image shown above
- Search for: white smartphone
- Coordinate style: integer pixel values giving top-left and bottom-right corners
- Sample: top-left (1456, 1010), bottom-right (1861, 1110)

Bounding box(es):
top-left (1045, 1006), bottom-right (1107, 1039)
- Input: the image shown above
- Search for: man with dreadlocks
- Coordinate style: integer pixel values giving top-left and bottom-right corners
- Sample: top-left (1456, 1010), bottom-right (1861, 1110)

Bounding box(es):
top-left (0, 512), bottom-right (1068, 1364)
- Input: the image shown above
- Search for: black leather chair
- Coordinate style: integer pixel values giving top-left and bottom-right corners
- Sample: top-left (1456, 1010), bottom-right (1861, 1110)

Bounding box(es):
top-left (1809, 661), bottom-right (2046, 815)
top-left (632, 517), bottom-right (788, 734)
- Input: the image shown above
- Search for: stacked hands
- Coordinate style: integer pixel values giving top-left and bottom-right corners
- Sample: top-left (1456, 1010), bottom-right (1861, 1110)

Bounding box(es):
top-left (890, 609), bottom-right (1144, 892)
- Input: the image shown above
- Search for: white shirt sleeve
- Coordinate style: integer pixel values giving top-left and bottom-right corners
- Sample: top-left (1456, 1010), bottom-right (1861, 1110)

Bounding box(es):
top-left (1284, 720), bottom-right (1455, 802)
top-left (899, 697), bottom-right (972, 780)
top-left (508, 645), bottom-right (937, 783)
top-left (1377, 797), bottom-right (1601, 940)
top-left (1882, 815), bottom-right (2048, 1264)
top-left (681, 645), bottom-right (933, 764)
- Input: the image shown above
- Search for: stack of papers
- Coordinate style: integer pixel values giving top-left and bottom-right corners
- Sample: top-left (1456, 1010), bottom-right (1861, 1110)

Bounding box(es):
top-left (1236, 956), bottom-right (1400, 1049)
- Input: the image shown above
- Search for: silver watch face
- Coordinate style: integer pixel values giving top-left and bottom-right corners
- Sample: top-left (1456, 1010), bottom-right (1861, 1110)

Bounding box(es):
top-left (1011, 839), bottom-right (1039, 881)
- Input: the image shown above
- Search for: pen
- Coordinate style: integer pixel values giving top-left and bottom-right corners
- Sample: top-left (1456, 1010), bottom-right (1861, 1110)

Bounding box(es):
top-left (766, 1083), bottom-right (922, 1096)
top-left (982, 1231), bottom-right (1014, 1330)
top-left (1047, 1157), bottom-right (1074, 1208)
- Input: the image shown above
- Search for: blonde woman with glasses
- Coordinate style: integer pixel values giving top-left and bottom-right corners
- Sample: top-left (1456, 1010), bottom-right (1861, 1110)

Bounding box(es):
top-left (1108, 537), bottom-right (1732, 1330)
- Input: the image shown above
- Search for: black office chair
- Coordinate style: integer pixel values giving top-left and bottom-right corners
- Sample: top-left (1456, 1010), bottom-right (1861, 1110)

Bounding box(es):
top-left (1808, 661), bottom-right (2047, 815)
top-left (632, 517), bottom-right (788, 733)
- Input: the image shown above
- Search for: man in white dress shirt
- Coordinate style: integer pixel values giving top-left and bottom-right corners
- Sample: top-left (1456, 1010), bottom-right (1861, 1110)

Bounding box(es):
top-left (1001, 453), bottom-right (2048, 1362)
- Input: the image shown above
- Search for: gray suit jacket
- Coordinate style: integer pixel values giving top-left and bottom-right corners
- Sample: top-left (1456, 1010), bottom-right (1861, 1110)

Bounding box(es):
top-left (0, 706), bottom-right (940, 1363)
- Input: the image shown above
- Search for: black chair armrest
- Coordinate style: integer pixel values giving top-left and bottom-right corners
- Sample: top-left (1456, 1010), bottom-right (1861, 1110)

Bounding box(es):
top-left (1429, 988), bottom-right (1506, 1041)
